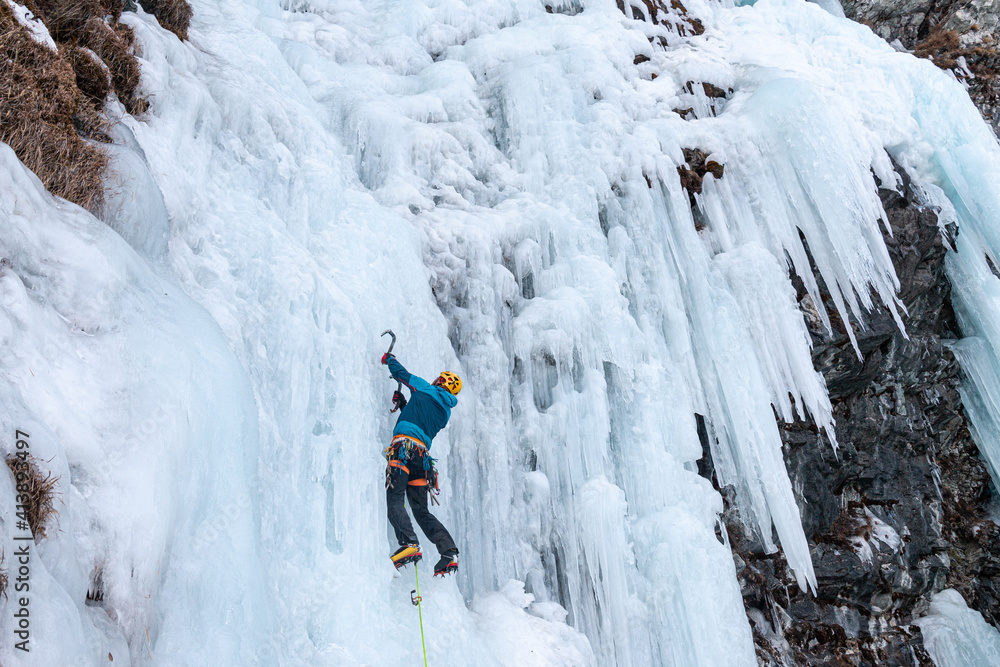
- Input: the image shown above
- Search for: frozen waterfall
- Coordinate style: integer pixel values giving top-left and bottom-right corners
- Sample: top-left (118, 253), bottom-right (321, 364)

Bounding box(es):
top-left (2, 0), bottom-right (1000, 664)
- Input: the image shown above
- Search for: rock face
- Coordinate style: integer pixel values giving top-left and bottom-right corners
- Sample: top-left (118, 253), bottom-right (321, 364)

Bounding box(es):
top-left (841, 0), bottom-right (1000, 130)
top-left (700, 170), bottom-right (1000, 665)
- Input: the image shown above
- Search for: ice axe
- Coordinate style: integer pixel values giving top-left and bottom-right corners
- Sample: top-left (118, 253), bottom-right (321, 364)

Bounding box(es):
top-left (382, 330), bottom-right (405, 413)
top-left (381, 329), bottom-right (397, 356)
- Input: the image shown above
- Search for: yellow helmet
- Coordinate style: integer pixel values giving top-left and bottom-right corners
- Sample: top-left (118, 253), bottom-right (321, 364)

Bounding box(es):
top-left (437, 371), bottom-right (462, 395)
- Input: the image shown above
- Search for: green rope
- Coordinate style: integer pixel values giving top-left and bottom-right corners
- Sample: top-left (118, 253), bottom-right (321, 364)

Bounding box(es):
top-left (415, 564), bottom-right (428, 667)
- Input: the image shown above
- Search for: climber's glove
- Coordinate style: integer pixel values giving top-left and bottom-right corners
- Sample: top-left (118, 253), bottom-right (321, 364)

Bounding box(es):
top-left (392, 390), bottom-right (407, 410)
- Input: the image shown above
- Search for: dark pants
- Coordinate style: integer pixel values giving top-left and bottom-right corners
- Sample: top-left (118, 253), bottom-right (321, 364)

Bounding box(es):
top-left (386, 450), bottom-right (457, 557)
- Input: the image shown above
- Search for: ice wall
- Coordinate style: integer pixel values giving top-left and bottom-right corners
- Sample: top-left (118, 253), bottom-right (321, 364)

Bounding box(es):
top-left (2, 0), bottom-right (1000, 665)
top-left (0, 144), bottom-right (271, 664)
top-left (916, 589), bottom-right (1000, 667)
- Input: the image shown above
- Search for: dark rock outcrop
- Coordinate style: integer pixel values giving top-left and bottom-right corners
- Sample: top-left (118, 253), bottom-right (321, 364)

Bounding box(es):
top-left (701, 170), bottom-right (1000, 665)
top-left (677, 148), bottom-right (724, 207)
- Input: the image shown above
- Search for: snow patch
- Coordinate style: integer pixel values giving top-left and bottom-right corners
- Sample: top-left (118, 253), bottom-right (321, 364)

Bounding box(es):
top-left (3, 0), bottom-right (56, 50)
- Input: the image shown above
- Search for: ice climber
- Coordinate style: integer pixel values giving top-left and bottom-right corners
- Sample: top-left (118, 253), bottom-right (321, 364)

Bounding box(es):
top-left (381, 352), bottom-right (461, 576)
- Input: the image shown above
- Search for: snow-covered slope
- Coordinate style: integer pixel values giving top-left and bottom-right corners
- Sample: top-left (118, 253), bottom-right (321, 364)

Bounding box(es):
top-left (2, 0), bottom-right (1000, 664)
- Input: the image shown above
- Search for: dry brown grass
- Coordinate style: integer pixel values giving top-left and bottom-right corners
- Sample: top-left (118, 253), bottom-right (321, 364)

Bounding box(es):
top-left (913, 29), bottom-right (965, 70)
top-left (66, 44), bottom-right (112, 104)
top-left (914, 25), bottom-right (1000, 80)
top-left (25, 0), bottom-right (147, 113)
top-left (912, 27), bottom-right (1000, 115)
top-left (0, 2), bottom-right (110, 210)
top-left (0, 0), bottom-right (192, 212)
top-left (83, 18), bottom-right (146, 114)
top-left (5, 453), bottom-right (59, 540)
top-left (138, 0), bottom-right (191, 42)
top-left (0, 0), bottom-right (183, 211)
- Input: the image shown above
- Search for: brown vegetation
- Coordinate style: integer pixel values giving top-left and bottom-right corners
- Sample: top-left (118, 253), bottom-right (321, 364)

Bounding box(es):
top-left (138, 0), bottom-right (191, 42)
top-left (6, 453), bottom-right (59, 540)
top-left (0, 0), bottom-right (191, 211)
top-left (0, 2), bottom-right (110, 210)
top-left (23, 0), bottom-right (148, 113)
top-left (913, 25), bottom-right (1000, 85)
top-left (913, 28), bottom-right (970, 70)
top-left (66, 45), bottom-right (112, 103)
top-left (814, 502), bottom-right (875, 550)
top-left (912, 25), bottom-right (1000, 116)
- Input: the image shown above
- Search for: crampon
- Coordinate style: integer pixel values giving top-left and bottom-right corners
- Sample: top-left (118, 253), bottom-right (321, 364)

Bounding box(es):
top-left (433, 553), bottom-right (458, 576)
top-left (392, 544), bottom-right (422, 569)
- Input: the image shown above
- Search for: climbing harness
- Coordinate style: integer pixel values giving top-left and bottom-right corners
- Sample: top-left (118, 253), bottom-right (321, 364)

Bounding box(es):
top-left (384, 435), bottom-right (426, 488)
top-left (383, 435), bottom-right (441, 503)
top-left (413, 565), bottom-right (429, 667)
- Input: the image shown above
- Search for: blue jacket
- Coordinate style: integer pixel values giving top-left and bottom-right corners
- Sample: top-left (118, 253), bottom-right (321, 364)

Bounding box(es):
top-left (388, 357), bottom-right (457, 449)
